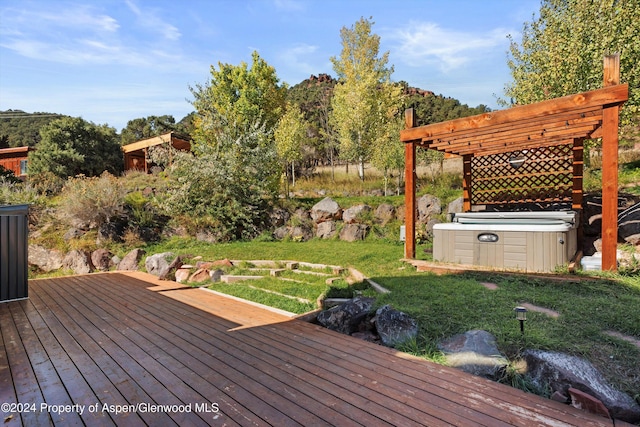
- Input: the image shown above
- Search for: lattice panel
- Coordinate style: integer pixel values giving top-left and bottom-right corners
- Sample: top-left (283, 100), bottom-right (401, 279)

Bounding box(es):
top-left (471, 144), bottom-right (574, 205)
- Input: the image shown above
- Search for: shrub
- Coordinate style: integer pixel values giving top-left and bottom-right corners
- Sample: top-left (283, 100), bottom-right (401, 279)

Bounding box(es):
top-left (125, 191), bottom-right (159, 228)
top-left (28, 171), bottom-right (65, 195)
top-left (0, 165), bottom-right (21, 184)
top-left (0, 177), bottom-right (43, 206)
top-left (59, 172), bottom-right (126, 229)
top-left (161, 121), bottom-right (280, 241)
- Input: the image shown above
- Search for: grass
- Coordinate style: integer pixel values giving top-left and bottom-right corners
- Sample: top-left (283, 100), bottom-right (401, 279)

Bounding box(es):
top-left (208, 281), bottom-right (318, 313)
top-left (25, 156), bottom-right (640, 402)
top-left (141, 236), bottom-right (640, 401)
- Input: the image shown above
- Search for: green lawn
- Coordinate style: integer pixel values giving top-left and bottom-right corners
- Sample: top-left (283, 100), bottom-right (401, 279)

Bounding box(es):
top-left (143, 237), bottom-right (640, 401)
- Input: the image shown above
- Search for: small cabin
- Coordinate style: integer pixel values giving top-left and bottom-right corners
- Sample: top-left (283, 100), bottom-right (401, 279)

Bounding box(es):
top-left (122, 132), bottom-right (191, 173)
top-left (0, 147), bottom-right (33, 179)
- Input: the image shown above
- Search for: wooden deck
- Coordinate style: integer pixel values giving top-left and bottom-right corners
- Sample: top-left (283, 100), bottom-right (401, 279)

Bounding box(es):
top-left (1, 272), bottom-right (619, 426)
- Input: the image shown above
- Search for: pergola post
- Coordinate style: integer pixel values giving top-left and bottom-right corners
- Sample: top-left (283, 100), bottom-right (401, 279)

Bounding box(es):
top-left (601, 54), bottom-right (620, 271)
top-left (462, 155), bottom-right (472, 212)
top-left (404, 108), bottom-right (417, 259)
top-left (572, 137), bottom-right (585, 253)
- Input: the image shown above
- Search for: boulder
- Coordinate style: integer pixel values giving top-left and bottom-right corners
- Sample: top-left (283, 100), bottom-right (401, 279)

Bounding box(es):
top-left (158, 255), bottom-right (183, 280)
top-left (195, 230), bottom-right (218, 243)
top-left (342, 204), bottom-right (371, 224)
top-left (63, 228), bottom-right (84, 241)
top-left (175, 268), bottom-right (191, 283)
top-left (311, 197), bottom-right (342, 223)
top-left (417, 194), bottom-right (441, 223)
top-left (568, 388), bottom-right (611, 419)
top-left (117, 248), bottom-right (145, 271)
top-left (425, 218), bottom-right (442, 233)
top-left (273, 226), bottom-right (290, 240)
top-left (212, 258), bottom-right (234, 267)
top-left (270, 207), bottom-right (291, 228)
top-left (28, 244), bottom-right (64, 272)
top-left (375, 203), bottom-right (396, 224)
top-left (339, 224), bottom-right (369, 242)
top-left (290, 225), bottom-right (313, 242)
top-left (145, 252), bottom-right (175, 277)
top-left (111, 255), bottom-right (121, 266)
top-left (293, 207), bottom-right (311, 222)
top-left (316, 296), bottom-right (375, 335)
top-left (316, 221), bottom-right (337, 239)
top-left (351, 331), bottom-right (379, 343)
top-left (447, 197), bottom-right (464, 220)
top-left (91, 249), bottom-right (114, 271)
top-left (523, 349), bottom-right (640, 423)
top-left (374, 305), bottom-right (418, 348)
top-left (62, 250), bottom-right (94, 275)
top-left (188, 268), bottom-right (211, 283)
top-left (438, 330), bottom-right (508, 380)
top-left (210, 269), bottom-right (225, 282)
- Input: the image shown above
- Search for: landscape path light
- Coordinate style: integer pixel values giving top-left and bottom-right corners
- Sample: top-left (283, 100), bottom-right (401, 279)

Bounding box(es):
top-left (514, 306), bottom-right (527, 334)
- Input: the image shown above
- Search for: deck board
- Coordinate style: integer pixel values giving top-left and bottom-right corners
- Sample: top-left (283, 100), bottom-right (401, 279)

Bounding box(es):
top-left (1, 272), bottom-right (617, 426)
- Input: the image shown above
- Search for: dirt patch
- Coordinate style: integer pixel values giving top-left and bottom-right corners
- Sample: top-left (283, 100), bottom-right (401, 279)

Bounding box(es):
top-left (603, 330), bottom-right (640, 350)
top-left (479, 282), bottom-right (499, 290)
top-left (521, 302), bottom-right (560, 318)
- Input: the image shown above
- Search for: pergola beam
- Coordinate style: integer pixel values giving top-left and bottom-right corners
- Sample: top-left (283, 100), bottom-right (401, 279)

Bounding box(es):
top-left (402, 55), bottom-right (627, 272)
top-left (400, 84), bottom-right (627, 143)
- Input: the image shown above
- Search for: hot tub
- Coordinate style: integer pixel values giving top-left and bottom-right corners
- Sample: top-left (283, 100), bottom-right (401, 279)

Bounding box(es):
top-left (432, 211), bottom-right (577, 272)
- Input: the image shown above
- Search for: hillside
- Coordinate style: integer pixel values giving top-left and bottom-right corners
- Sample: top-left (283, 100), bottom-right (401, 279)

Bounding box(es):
top-left (0, 109), bottom-right (66, 148)
top-left (1, 78), bottom-right (491, 150)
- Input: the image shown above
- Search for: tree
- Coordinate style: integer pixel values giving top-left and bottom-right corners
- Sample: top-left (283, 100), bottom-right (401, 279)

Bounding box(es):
top-left (504, 0), bottom-right (640, 127)
top-left (190, 51), bottom-right (286, 154)
top-left (29, 117), bottom-right (123, 178)
top-left (370, 114), bottom-right (404, 195)
top-left (120, 115), bottom-right (179, 145)
top-left (0, 110), bottom-right (65, 147)
top-left (330, 17), bottom-right (403, 180)
top-left (287, 74), bottom-right (338, 175)
top-left (274, 103), bottom-right (307, 192)
top-left (179, 52), bottom-right (286, 239)
top-left (163, 121), bottom-right (278, 241)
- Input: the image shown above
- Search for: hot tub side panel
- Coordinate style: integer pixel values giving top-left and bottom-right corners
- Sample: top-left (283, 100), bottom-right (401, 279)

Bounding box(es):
top-left (433, 228), bottom-right (474, 265)
top-left (524, 230), bottom-right (576, 272)
top-left (433, 227), bottom-right (577, 272)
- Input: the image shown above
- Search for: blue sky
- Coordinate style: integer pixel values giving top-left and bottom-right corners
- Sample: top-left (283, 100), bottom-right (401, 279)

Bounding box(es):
top-left (0, 0), bottom-right (541, 132)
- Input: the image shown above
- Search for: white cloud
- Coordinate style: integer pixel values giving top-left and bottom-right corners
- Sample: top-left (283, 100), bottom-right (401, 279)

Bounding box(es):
top-left (3, 5), bottom-right (119, 34)
top-left (277, 43), bottom-right (321, 81)
top-left (390, 22), bottom-right (511, 71)
top-left (0, 2), bottom-right (190, 70)
top-left (124, 0), bottom-right (181, 41)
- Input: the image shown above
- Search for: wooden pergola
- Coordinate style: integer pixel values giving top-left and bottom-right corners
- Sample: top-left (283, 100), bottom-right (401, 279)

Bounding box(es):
top-left (122, 132), bottom-right (191, 173)
top-left (401, 55), bottom-right (628, 271)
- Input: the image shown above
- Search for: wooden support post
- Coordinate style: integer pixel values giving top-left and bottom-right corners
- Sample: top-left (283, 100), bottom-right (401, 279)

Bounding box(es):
top-left (462, 155), bottom-right (472, 212)
top-left (572, 138), bottom-right (584, 211)
top-left (404, 108), bottom-right (417, 259)
top-left (601, 54), bottom-right (620, 271)
top-left (572, 138), bottom-right (584, 259)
